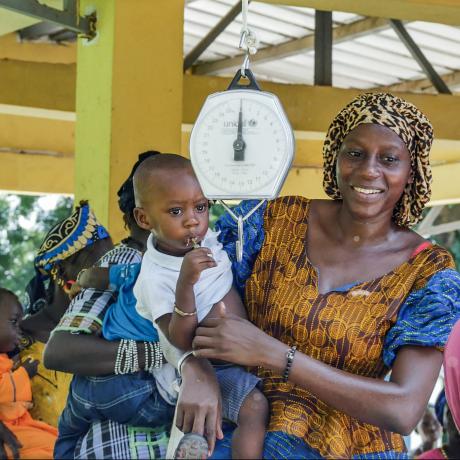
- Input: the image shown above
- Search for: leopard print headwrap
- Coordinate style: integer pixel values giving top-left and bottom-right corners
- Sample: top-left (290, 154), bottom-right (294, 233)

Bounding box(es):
top-left (323, 92), bottom-right (433, 227)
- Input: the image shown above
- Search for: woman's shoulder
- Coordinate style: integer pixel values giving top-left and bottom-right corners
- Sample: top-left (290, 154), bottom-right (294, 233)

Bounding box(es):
top-left (413, 242), bottom-right (456, 283)
top-left (266, 195), bottom-right (317, 219)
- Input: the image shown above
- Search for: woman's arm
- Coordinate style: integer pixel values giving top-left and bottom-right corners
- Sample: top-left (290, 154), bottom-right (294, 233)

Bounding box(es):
top-left (192, 308), bottom-right (443, 435)
top-left (176, 355), bottom-right (223, 455)
top-left (43, 331), bottom-right (146, 376)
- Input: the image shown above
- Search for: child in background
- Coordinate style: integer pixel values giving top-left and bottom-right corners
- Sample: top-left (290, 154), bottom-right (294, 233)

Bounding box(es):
top-left (0, 288), bottom-right (57, 459)
top-left (70, 154), bottom-right (268, 459)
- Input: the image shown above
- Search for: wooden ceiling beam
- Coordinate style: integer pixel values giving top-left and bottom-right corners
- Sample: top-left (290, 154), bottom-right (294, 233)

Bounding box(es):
top-left (257, 1), bottom-right (460, 26)
top-left (193, 16), bottom-right (388, 75)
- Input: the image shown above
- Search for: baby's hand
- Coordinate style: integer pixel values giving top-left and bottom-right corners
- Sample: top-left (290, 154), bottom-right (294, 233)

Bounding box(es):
top-left (21, 358), bottom-right (39, 379)
top-left (179, 247), bottom-right (217, 286)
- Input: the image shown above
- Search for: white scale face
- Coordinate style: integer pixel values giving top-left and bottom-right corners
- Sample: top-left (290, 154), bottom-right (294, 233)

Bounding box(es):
top-left (190, 89), bottom-right (295, 200)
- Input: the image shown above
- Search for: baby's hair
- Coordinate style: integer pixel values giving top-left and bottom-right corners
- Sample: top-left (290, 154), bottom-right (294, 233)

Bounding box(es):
top-left (133, 154), bottom-right (193, 207)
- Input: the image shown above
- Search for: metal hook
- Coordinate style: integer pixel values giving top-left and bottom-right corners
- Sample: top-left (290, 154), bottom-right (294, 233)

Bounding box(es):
top-left (241, 53), bottom-right (250, 78)
top-left (236, 215), bottom-right (244, 262)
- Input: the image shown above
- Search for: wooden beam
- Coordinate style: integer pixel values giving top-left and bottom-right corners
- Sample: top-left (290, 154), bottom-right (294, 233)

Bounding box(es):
top-left (0, 152), bottom-right (74, 194)
top-left (257, 1), bottom-right (460, 26)
top-left (0, 59), bottom-right (76, 111)
top-left (379, 69), bottom-right (460, 94)
top-left (314, 10), bottom-right (332, 86)
top-left (183, 75), bottom-right (460, 141)
top-left (2, 61), bottom-right (460, 141)
top-left (193, 16), bottom-right (388, 75)
top-left (0, 33), bottom-right (76, 63)
top-left (183, 0), bottom-right (244, 71)
top-left (1, 115), bottom-right (459, 204)
top-left (389, 19), bottom-right (451, 94)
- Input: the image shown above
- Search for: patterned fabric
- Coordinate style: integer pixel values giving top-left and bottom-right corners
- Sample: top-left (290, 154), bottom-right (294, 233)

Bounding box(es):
top-left (19, 341), bottom-right (73, 428)
top-left (74, 420), bottom-right (169, 460)
top-left (212, 429), bottom-right (409, 459)
top-left (383, 270), bottom-right (460, 367)
top-left (322, 93), bottom-right (433, 227)
top-left (215, 199), bottom-right (267, 297)
top-left (53, 244), bottom-right (142, 334)
top-left (34, 201), bottom-right (110, 274)
top-left (217, 196), bottom-right (460, 459)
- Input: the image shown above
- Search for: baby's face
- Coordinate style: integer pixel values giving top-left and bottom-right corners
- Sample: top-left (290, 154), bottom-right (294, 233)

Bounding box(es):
top-left (141, 169), bottom-right (210, 256)
top-left (0, 296), bottom-right (22, 353)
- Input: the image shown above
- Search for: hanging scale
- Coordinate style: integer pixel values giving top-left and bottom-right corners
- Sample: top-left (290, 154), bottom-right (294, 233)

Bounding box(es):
top-left (190, 0), bottom-right (295, 261)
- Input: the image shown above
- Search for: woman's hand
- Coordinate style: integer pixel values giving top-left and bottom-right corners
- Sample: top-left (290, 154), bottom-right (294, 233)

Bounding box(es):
top-left (192, 302), bottom-right (273, 367)
top-left (176, 357), bottom-right (223, 456)
top-left (21, 358), bottom-right (39, 379)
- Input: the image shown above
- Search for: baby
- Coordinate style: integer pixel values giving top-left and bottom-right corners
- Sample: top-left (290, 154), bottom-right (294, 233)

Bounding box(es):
top-left (58, 155), bottom-right (267, 459)
top-left (0, 288), bottom-right (57, 459)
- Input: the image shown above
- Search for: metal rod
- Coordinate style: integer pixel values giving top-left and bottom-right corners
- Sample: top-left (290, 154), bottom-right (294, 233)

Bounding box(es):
top-left (184, 0), bottom-right (250, 71)
top-left (314, 10), bottom-right (332, 86)
top-left (389, 19), bottom-right (451, 94)
top-left (0, 0), bottom-right (94, 37)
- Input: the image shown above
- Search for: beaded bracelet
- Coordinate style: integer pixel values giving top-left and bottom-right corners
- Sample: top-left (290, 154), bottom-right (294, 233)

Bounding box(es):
top-left (143, 341), bottom-right (163, 373)
top-left (115, 340), bottom-right (163, 375)
top-left (283, 345), bottom-right (297, 382)
top-left (115, 339), bottom-right (138, 375)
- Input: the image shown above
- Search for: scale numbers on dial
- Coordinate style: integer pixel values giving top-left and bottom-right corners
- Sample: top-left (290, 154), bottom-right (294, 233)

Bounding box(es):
top-left (192, 98), bottom-right (288, 194)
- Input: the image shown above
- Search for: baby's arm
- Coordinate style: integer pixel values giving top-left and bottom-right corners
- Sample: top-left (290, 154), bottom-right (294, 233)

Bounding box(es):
top-left (168, 247), bottom-right (217, 350)
top-left (201, 285), bottom-right (247, 326)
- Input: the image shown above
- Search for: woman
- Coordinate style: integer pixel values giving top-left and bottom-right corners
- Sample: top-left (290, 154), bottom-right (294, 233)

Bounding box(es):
top-left (19, 200), bottom-right (113, 427)
top-left (189, 93), bottom-right (460, 459)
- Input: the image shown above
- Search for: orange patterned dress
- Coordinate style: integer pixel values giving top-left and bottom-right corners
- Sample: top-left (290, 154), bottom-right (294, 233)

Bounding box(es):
top-left (216, 196), bottom-right (460, 459)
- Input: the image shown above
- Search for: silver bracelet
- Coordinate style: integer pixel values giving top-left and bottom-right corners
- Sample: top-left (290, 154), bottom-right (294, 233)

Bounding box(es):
top-left (177, 350), bottom-right (194, 377)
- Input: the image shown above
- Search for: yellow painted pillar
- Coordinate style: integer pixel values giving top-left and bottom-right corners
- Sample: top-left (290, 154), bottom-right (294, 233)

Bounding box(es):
top-left (75, 0), bottom-right (184, 242)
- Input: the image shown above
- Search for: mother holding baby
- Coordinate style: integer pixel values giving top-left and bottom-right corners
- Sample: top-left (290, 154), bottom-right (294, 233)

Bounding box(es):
top-left (47, 93), bottom-right (459, 459)
top-left (195, 92), bottom-right (460, 459)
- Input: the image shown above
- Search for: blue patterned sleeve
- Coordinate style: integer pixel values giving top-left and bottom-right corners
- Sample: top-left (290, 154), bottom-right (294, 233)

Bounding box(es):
top-left (383, 268), bottom-right (460, 368)
top-left (216, 200), bottom-right (267, 297)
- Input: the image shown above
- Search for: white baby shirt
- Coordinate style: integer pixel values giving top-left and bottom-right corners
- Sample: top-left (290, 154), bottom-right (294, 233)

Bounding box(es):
top-left (133, 228), bottom-right (233, 403)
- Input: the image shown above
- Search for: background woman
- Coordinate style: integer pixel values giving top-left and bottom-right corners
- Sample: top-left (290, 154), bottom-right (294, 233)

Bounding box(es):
top-left (19, 201), bottom-right (113, 427)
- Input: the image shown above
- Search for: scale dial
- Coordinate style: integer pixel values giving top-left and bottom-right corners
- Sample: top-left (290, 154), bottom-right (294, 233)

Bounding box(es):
top-left (190, 89), bottom-right (294, 200)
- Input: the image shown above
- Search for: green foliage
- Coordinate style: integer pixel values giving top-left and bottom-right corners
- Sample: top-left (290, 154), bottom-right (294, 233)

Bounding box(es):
top-left (209, 201), bottom-right (226, 229)
top-left (0, 193), bottom-right (73, 302)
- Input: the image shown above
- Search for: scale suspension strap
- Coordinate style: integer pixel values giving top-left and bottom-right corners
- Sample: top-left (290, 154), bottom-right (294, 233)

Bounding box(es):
top-left (239, 0), bottom-right (258, 77)
top-left (219, 199), bottom-right (266, 262)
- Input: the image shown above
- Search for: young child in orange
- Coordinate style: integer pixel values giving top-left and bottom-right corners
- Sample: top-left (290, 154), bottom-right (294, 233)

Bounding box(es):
top-left (0, 288), bottom-right (57, 459)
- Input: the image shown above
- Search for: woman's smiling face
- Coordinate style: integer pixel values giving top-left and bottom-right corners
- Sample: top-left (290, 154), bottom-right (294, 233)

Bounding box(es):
top-left (336, 123), bottom-right (412, 222)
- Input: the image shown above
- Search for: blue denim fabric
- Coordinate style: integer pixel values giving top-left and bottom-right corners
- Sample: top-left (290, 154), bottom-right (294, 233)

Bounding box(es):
top-left (211, 428), bottom-right (409, 459)
top-left (54, 372), bottom-right (174, 459)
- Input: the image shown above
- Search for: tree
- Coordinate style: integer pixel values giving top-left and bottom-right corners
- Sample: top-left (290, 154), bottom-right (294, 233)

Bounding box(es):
top-left (0, 193), bottom-right (73, 302)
